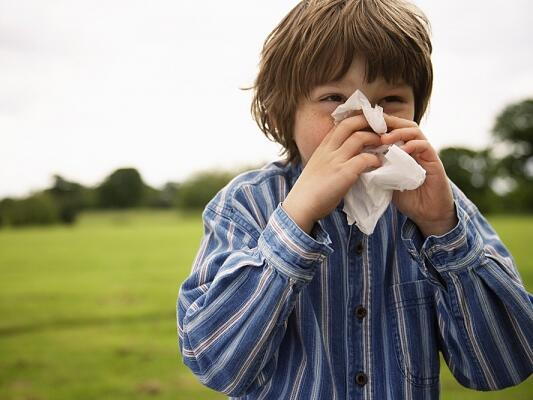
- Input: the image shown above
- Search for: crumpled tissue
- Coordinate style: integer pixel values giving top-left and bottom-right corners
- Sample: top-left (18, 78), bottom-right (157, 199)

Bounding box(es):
top-left (331, 90), bottom-right (426, 235)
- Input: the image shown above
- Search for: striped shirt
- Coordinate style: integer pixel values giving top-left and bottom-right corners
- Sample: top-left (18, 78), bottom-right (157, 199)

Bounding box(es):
top-left (177, 160), bottom-right (533, 399)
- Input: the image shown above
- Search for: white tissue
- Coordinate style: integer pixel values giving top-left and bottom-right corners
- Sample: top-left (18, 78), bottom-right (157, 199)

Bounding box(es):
top-left (332, 89), bottom-right (387, 133)
top-left (331, 90), bottom-right (426, 235)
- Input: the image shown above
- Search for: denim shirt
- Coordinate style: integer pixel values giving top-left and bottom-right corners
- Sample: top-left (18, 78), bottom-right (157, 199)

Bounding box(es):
top-left (177, 160), bottom-right (533, 399)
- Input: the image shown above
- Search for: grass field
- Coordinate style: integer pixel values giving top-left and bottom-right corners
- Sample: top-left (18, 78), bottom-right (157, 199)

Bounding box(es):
top-left (0, 210), bottom-right (531, 399)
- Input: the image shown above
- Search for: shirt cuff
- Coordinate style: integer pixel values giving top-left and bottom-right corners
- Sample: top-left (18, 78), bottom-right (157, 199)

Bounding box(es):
top-left (402, 200), bottom-right (484, 276)
top-left (421, 202), bottom-right (484, 273)
top-left (258, 203), bottom-right (333, 284)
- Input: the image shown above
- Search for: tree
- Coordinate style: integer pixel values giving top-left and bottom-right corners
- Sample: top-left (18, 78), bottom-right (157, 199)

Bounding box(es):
top-left (492, 99), bottom-right (533, 212)
top-left (177, 171), bottom-right (235, 210)
top-left (493, 99), bottom-right (533, 156)
top-left (141, 183), bottom-right (174, 208)
top-left (439, 147), bottom-right (497, 213)
top-left (98, 168), bottom-right (145, 208)
top-left (45, 175), bottom-right (85, 224)
top-left (159, 182), bottom-right (181, 208)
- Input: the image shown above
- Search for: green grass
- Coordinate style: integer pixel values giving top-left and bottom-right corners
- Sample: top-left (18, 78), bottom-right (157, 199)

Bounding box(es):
top-left (0, 210), bottom-right (225, 400)
top-left (0, 210), bottom-right (531, 399)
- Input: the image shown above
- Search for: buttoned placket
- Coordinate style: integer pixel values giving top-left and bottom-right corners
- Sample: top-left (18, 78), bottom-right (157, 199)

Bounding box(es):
top-left (349, 230), bottom-right (370, 398)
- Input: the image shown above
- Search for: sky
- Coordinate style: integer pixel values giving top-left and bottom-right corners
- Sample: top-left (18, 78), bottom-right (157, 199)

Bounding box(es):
top-left (1, 0), bottom-right (532, 198)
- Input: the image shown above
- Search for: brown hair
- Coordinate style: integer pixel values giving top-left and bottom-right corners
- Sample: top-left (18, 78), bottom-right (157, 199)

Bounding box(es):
top-left (250, 0), bottom-right (433, 164)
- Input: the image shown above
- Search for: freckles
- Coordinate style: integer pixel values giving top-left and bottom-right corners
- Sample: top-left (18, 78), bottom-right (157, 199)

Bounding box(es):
top-left (294, 105), bottom-right (336, 156)
top-left (305, 110), bottom-right (331, 133)
top-left (386, 106), bottom-right (415, 122)
top-left (319, 118), bottom-right (335, 137)
top-left (309, 120), bottom-right (332, 141)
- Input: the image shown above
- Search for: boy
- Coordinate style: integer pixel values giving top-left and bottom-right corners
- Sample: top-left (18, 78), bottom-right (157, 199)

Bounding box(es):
top-left (177, 0), bottom-right (533, 398)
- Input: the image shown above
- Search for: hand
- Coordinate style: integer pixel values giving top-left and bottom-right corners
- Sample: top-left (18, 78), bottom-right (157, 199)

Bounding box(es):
top-left (381, 114), bottom-right (457, 237)
top-left (283, 115), bottom-right (383, 234)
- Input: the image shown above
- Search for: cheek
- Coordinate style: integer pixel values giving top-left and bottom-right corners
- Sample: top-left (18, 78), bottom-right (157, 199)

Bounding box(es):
top-left (383, 103), bottom-right (415, 121)
top-left (310, 119), bottom-right (334, 143)
top-left (293, 111), bottom-right (334, 162)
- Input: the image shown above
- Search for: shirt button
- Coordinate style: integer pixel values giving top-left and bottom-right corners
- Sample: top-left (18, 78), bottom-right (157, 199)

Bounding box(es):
top-left (355, 242), bottom-right (364, 255)
top-left (355, 372), bottom-right (368, 386)
top-left (354, 305), bottom-right (367, 320)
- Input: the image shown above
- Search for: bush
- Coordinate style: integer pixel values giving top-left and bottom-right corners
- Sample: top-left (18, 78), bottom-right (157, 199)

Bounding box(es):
top-left (0, 193), bottom-right (60, 227)
top-left (177, 171), bottom-right (235, 210)
top-left (142, 182), bottom-right (180, 208)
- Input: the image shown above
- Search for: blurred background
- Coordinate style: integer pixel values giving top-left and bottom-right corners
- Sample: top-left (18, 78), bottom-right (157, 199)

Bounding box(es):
top-left (0, 0), bottom-right (532, 399)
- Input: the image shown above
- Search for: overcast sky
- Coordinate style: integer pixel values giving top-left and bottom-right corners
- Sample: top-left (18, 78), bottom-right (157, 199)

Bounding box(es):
top-left (1, 0), bottom-right (532, 198)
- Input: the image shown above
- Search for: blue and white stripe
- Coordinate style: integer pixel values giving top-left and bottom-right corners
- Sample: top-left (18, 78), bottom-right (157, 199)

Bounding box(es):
top-left (177, 160), bottom-right (533, 399)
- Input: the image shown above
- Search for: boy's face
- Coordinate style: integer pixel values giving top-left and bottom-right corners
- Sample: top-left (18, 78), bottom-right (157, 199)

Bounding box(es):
top-left (293, 57), bottom-right (416, 166)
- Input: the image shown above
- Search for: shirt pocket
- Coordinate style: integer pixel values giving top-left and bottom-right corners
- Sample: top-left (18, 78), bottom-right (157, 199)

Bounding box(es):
top-left (388, 279), bottom-right (440, 387)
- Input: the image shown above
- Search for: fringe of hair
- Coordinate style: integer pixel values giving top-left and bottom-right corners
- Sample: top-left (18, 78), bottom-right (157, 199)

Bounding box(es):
top-left (250, 0), bottom-right (433, 164)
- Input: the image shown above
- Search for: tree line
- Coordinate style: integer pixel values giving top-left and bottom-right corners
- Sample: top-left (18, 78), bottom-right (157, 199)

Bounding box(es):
top-left (440, 99), bottom-right (532, 213)
top-left (0, 166), bottom-right (258, 228)
top-left (0, 99), bottom-right (531, 228)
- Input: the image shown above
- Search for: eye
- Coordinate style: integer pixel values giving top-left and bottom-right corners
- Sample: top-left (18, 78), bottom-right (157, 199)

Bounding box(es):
top-left (380, 96), bottom-right (404, 104)
top-left (320, 94), bottom-right (346, 103)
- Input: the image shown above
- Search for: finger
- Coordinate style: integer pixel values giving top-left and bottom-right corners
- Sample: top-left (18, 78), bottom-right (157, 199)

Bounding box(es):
top-left (328, 114), bottom-right (371, 148)
top-left (381, 127), bottom-right (426, 145)
top-left (401, 140), bottom-right (438, 161)
top-left (344, 153), bottom-right (382, 179)
top-left (337, 131), bottom-right (382, 159)
top-left (383, 114), bottom-right (418, 131)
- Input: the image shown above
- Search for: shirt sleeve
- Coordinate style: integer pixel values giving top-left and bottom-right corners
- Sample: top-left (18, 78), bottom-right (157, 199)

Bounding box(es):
top-left (402, 183), bottom-right (533, 390)
top-left (177, 202), bottom-right (333, 396)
